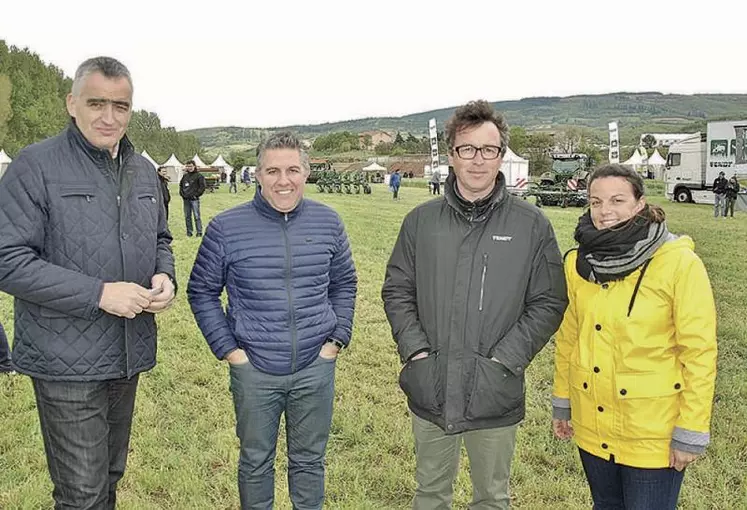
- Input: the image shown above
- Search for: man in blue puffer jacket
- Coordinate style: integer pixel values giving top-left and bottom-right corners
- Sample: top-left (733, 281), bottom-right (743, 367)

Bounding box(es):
top-left (187, 132), bottom-right (357, 510)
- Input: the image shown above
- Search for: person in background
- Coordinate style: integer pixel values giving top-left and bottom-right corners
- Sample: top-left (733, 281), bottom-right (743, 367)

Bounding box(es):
top-left (157, 165), bottom-right (171, 219)
top-left (552, 163), bottom-right (717, 509)
top-left (725, 174), bottom-right (740, 218)
top-left (712, 170), bottom-right (728, 218)
top-left (0, 321), bottom-right (12, 374)
top-left (229, 168), bottom-right (238, 193)
top-left (430, 168), bottom-right (441, 195)
top-left (179, 160), bottom-right (206, 236)
top-left (390, 168), bottom-right (401, 200)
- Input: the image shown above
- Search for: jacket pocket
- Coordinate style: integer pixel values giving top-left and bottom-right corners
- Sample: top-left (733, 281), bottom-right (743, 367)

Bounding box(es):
top-left (465, 355), bottom-right (523, 420)
top-left (57, 184), bottom-right (98, 236)
top-left (615, 372), bottom-right (683, 439)
top-left (568, 365), bottom-right (597, 431)
top-left (399, 352), bottom-right (443, 415)
top-left (38, 306), bottom-right (73, 335)
top-left (135, 188), bottom-right (159, 230)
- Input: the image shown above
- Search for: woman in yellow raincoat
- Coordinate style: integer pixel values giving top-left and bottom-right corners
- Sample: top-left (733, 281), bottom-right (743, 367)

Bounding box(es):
top-left (552, 164), bottom-right (717, 509)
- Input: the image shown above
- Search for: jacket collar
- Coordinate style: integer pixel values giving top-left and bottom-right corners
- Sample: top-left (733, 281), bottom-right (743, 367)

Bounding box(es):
top-left (252, 184), bottom-right (306, 221)
top-left (444, 170), bottom-right (508, 222)
top-left (66, 119), bottom-right (135, 167)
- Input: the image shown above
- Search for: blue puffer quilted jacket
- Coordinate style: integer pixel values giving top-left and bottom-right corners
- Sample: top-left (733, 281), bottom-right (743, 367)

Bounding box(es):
top-left (187, 188), bottom-right (357, 375)
top-left (0, 122), bottom-right (175, 381)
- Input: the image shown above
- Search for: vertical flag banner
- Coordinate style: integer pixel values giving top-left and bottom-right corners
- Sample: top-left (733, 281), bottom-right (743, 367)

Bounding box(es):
top-left (608, 121), bottom-right (620, 163)
top-left (429, 118), bottom-right (440, 173)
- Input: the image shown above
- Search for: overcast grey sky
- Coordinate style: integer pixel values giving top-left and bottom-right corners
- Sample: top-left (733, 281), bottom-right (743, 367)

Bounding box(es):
top-left (2, 0), bottom-right (745, 131)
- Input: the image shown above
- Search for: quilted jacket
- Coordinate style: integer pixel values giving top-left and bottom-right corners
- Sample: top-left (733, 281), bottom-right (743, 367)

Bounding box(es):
top-left (0, 122), bottom-right (175, 381)
top-left (187, 188), bottom-right (357, 376)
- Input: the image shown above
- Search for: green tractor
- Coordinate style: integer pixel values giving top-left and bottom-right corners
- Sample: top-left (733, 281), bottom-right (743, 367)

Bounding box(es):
top-left (527, 154), bottom-right (590, 208)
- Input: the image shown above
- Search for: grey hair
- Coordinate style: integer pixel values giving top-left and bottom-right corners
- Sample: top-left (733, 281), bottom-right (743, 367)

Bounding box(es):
top-left (71, 57), bottom-right (133, 97)
top-left (256, 132), bottom-right (310, 173)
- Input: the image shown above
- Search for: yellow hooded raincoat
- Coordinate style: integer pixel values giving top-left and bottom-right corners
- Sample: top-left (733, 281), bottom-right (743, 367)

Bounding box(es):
top-left (552, 236), bottom-right (717, 468)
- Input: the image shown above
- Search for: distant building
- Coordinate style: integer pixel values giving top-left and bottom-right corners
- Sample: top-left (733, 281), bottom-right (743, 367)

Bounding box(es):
top-left (359, 130), bottom-right (394, 148)
top-left (639, 133), bottom-right (698, 147)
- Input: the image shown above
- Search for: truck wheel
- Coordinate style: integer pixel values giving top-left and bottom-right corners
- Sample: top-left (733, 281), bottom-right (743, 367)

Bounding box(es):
top-left (675, 189), bottom-right (691, 203)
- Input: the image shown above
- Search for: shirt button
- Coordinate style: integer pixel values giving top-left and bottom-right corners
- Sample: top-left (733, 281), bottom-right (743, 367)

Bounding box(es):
top-left (121, 233), bottom-right (129, 240)
top-left (674, 383), bottom-right (681, 390)
top-left (594, 367), bottom-right (600, 373)
top-left (601, 443), bottom-right (608, 449)
top-left (595, 324), bottom-right (602, 331)
top-left (620, 389), bottom-right (627, 396)
top-left (601, 283), bottom-right (609, 289)
top-left (447, 424), bottom-right (454, 431)
top-left (597, 406), bottom-right (604, 412)
top-left (583, 382), bottom-right (588, 389)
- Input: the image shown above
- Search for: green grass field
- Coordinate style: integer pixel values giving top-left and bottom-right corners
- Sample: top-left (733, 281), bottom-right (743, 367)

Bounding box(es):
top-left (1, 183), bottom-right (745, 509)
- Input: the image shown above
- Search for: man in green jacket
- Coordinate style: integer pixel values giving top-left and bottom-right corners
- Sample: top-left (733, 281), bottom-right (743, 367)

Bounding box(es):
top-left (382, 100), bottom-right (568, 509)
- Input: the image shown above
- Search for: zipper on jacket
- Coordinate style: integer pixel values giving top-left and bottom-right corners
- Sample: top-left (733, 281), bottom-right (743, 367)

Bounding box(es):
top-left (479, 253), bottom-right (488, 311)
top-left (282, 222), bottom-right (298, 372)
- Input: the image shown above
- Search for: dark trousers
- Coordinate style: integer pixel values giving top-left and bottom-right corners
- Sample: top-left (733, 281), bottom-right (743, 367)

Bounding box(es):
top-left (183, 198), bottom-right (203, 236)
top-left (230, 355), bottom-right (336, 510)
top-left (725, 196), bottom-right (736, 217)
top-left (32, 376), bottom-right (140, 510)
top-left (579, 448), bottom-right (685, 510)
top-left (229, 181), bottom-right (238, 193)
top-left (431, 182), bottom-right (441, 195)
top-left (393, 187), bottom-right (400, 200)
top-left (164, 201), bottom-right (169, 221)
top-left (0, 321), bottom-right (11, 372)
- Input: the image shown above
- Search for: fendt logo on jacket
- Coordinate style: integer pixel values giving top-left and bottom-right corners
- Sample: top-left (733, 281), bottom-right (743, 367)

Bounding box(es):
top-left (492, 235), bottom-right (513, 242)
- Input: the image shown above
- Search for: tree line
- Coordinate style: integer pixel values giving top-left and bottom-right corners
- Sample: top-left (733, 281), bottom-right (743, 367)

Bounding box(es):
top-left (0, 40), bottom-right (202, 161)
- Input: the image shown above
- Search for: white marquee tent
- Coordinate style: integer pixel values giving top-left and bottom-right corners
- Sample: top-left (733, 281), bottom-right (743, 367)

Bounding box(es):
top-left (502, 147), bottom-right (530, 190)
top-left (647, 148), bottom-right (667, 179)
top-left (191, 154), bottom-right (209, 168)
top-left (622, 146), bottom-right (647, 173)
top-left (211, 155), bottom-right (233, 181)
top-left (362, 162), bottom-right (387, 173)
top-left (0, 149), bottom-right (11, 180)
top-left (141, 150), bottom-right (159, 169)
top-left (162, 153), bottom-right (183, 183)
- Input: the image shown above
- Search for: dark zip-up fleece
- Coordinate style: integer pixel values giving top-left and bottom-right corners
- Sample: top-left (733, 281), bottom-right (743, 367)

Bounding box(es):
top-left (382, 172), bottom-right (568, 434)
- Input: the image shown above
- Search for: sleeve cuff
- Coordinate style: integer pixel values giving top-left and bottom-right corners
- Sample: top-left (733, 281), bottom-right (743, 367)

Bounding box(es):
top-left (671, 426), bottom-right (709, 455)
top-left (552, 396), bottom-right (571, 420)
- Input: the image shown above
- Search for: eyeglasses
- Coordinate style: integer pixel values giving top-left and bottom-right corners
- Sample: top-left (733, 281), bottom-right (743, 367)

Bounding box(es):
top-left (453, 144), bottom-right (504, 160)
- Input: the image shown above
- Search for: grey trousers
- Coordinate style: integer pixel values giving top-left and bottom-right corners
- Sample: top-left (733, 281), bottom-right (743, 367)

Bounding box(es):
top-left (411, 414), bottom-right (518, 510)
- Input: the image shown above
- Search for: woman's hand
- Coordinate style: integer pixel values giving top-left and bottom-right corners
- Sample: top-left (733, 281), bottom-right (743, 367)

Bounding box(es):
top-left (552, 418), bottom-right (574, 440)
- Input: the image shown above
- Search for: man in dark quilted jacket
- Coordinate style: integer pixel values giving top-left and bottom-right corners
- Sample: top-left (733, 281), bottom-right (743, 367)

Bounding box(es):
top-left (188, 132), bottom-right (357, 509)
top-left (0, 57), bottom-right (175, 509)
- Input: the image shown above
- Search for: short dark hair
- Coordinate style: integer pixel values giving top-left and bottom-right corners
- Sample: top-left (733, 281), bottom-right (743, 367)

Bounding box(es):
top-left (185, 160), bottom-right (196, 166)
top-left (445, 100), bottom-right (510, 153)
top-left (588, 164), bottom-right (666, 223)
top-left (256, 132), bottom-right (309, 173)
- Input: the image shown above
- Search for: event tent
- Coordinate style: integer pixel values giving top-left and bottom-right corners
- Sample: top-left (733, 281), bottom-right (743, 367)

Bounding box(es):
top-left (141, 150), bottom-right (159, 169)
top-left (0, 149), bottom-right (11, 180)
top-left (502, 147), bottom-right (530, 189)
top-left (162, 153), bottom-right (183, 183)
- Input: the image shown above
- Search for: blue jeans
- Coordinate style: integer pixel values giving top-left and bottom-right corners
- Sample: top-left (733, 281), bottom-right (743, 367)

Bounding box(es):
top-left (183, 198), bottom-right (203, 236)
top-left (579, 448), bottom-right (685, 510)
top-left (714, 193), bottom-right (726, 217)
top-left (32, 375), bottom-right (140, 510)
top-left (229, 354), bottom-right (336, 510)
top-left (0, 321), bottom-right (11, 372)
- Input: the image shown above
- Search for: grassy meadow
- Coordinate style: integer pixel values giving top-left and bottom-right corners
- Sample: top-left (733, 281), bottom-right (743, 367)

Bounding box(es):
top-left (1, 183), bottom-right (746, 509)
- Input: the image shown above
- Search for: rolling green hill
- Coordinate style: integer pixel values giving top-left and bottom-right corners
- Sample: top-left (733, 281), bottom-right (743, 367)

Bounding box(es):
top-left (186, 92), bottom-right (747, 152)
